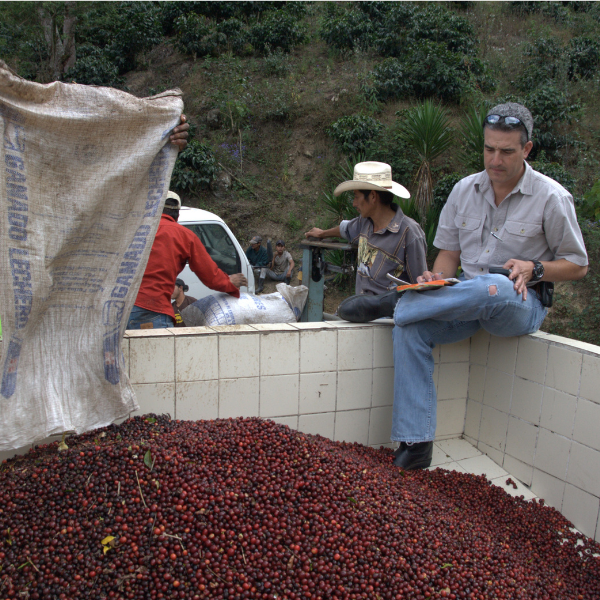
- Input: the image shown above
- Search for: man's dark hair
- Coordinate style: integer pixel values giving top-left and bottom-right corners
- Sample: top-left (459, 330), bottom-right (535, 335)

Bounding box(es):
top-left (359, 189), bottom-right (395, 207)
top-left (483, 121), bottom-right (529, 147)
top-left (163, 206), bottom-right (179, 220)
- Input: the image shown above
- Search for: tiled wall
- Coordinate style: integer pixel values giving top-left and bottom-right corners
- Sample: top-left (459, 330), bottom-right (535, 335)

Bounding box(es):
top-left (124, 320), bottom-right (469, 449)
top-left (464, 329), bottom-right (600, 542)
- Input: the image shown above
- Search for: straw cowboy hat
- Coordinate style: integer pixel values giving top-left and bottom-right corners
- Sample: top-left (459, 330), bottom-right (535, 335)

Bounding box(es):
top-left (333, 161), bottom-right (410, 199)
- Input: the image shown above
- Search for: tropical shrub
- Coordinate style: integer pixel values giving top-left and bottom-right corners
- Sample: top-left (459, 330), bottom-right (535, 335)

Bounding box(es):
top-left (365, 42), bottom-right (493, 104)
top-left (432, 173), bottom-right (464, 216)
top-left (568, 36), bottom-right (600, 79)
top-left (525, 85), bottom-right (580, 155)
top-left (174, 4), bottom-right (307, 58)
top-left (174, 13), bottom-right (215, 56)
top-left (75, 2), bottom-right (163, 74)
top-left (64, 44), bottom-right (123, 87)
top-left (458, 104), bottom-right (489, 173)
top-left (319, 6), bottom-right (374, 52)
top-left (320, 2), bottom-right (476, 58)
top-left (396, 101), bottom-right (454, 224)
top-left (262, 49), bottom-right (291, 77)
top-left (249, 12), bottom-right (308, 55)
top-left (578, 179), bottom-right (600, 222)
top-left (171, 140), bottom-right (218, 192)
top-left (326, 115), bottom-right (384, 156)
top-left (516, 36), bottom-right (565, 90)
top-left (530, 154), bottom-right (577, 193)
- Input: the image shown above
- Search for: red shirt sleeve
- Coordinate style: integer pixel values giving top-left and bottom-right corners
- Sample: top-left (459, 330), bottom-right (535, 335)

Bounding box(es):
top-left (184, 229), bottom-right (240, 298)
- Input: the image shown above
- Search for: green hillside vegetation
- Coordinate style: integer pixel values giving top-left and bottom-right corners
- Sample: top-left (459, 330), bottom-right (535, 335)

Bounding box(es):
top-left (2, 1), bottom-right (600, 342)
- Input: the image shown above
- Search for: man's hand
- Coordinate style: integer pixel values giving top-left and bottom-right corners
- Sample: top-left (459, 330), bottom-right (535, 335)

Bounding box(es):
top-left (417, 271), bottom-right (444, 284)
top-left (229, 273), bottom-right (248, 288)
top-left (170, 114), bottom-right (189, 152)
top-left (503, 258), bottom-right (535, 300)
top-left (305, 227), bottom-right (323, 239)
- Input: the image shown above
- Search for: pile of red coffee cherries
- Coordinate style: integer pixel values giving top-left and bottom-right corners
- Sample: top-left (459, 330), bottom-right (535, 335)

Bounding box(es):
top-left (0, 415), bottom-right (598, 600)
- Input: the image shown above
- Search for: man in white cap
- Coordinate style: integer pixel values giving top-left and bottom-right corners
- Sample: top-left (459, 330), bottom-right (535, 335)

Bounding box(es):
top-left (341, 103), bottom-right (589, 471)
top-left (305, 161), bottom-right (427, 307)
top-left (127, 191), bottom-right (247, 329)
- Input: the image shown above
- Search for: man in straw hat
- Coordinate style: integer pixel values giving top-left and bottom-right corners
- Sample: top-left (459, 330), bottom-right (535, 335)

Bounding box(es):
top-left (338, 102), bottom-right (589, 470)
top-left (305, 161), bottom-right (427, 302)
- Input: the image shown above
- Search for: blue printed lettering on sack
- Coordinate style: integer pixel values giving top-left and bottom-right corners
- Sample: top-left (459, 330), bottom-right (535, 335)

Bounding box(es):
top-left (249, 295), bottom-right (267, 311)
top-left (144, 146), bottom-right (169, 218)
top-left (4, 118), bottom-right (28, 242)
top-left (1, 109), bottom-right (29, 399)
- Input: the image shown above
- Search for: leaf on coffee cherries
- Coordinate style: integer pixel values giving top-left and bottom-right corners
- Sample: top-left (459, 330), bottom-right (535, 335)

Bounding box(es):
top-left (101, 535), bottom-right (116, 554)
top-left (144, 450), bottom-right (154, 471)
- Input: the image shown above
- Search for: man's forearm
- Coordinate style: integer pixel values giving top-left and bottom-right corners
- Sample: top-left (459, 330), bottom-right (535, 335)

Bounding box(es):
top-left (318, 226), bottom-right (341, 239)
top-left (431, 250), bottom-right (461, 278)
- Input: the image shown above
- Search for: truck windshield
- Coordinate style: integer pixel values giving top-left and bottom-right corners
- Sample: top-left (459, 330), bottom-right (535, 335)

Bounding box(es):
top-left (182, 223), bottom-right (241, 275)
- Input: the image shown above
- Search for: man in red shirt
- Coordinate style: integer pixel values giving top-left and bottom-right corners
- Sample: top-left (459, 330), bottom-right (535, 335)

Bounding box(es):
top-left (127, 192), bottom-right (247, 329)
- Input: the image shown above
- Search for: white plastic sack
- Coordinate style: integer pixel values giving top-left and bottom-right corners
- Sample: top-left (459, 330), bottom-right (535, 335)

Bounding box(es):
top-left (181, 283), bottom-right (308, 327)
top-left (0, 62), bottom-right (183, 450)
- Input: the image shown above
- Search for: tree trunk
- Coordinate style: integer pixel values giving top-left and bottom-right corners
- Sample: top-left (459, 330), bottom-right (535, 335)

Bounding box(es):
top-left (38, 2), bottom-right (77, 82)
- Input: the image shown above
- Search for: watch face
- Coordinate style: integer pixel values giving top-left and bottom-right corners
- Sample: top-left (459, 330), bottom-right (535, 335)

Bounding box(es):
top-left (533, 262), bottom-right (544, 280)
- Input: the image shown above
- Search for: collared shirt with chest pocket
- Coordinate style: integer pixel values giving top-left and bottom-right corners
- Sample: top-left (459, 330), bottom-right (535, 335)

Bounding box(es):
top-left (340, 204), bottom-right (428, 295)
top-left (434, 162), bottom-right (588, 280)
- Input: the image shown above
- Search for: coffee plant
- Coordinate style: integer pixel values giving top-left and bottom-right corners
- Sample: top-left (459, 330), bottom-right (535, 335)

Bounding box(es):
top-left (63, 44), bottom-right (123, 88)
top-left (248, 12), bottom-right (308, 55)
top-left (326, 115), bottom-right (384, 156)
top-left (530, 153), bottom-right (577, 193)
top-left (171, 140), bottom-right (218, 192)
top-left (174, 4), bottom-right (307, 58)
top-left (578, 178), bottom-right (600, 222)
top-left (568, 36), bottom-right (600, 79)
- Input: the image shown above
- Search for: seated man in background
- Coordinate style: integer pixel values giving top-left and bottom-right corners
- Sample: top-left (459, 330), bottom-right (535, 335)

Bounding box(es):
top-left (127, 192), bottom-right (247, 329)
top-left (246, 235), bottom-right (271, 293)
top-left (171, 277), bottom-right (197, 327)
top-left (305, 161), bottom-right (427, 317)
top-left (263, 240), bottom-right (295, 286)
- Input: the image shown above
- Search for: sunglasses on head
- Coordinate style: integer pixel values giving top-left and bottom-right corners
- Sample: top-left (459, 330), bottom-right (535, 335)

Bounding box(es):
top-left (483, 115), bottom-right (528, 140)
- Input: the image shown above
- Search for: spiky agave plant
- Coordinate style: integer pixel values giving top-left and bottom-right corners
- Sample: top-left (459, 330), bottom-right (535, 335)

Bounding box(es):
top-left (397, 100), bottom-right (453, 225)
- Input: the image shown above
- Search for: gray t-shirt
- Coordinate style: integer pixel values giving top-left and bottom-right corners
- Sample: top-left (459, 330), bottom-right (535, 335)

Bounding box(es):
top-left (434, 162), bottom-right (588, 279)
top-left (340, 204), bottom-right (427, 295)
top-left (272, 250), bottom-right (293, 274)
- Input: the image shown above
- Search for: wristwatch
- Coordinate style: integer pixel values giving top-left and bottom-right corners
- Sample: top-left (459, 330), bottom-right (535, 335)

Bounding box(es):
top-left (530, 260), bottom-right (544, 282)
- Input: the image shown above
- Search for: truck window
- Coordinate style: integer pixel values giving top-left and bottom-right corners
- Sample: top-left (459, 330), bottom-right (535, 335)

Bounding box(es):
top-left (182, 223), bottom-right (241, 275)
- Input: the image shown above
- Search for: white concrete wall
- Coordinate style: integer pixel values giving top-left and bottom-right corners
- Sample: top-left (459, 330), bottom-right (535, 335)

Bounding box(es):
top-left (123, 320), bottom-right (469, 447)
top-left (464, 329), bottom-right (600, 542)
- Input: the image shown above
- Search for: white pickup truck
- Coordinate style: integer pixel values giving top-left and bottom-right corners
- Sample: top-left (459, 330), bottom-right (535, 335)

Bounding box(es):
top-left (177, 206), bottom-right (255, 299)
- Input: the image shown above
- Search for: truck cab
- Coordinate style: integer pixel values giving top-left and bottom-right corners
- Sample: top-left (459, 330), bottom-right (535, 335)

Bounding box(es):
top-left (177, 206), bottom-right (255, 299)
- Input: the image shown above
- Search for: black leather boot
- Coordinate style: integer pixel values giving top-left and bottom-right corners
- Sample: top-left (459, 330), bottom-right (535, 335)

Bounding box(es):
top-left (392, 441), bottom-right (433, 470)
top-left (256, 277), bottom-right (265, 293)
top-left (337, 289), bottom-right (402, 323)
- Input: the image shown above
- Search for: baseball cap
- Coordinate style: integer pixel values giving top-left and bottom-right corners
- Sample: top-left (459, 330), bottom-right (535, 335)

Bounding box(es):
top-left (250, 235), bottom-right (262, 244)
top-left (165, 191), bottom-right (181, 209)
top-left (276, 240), bottom-right (285, 246)
top-left (485, 103), bottom-right (533, 141)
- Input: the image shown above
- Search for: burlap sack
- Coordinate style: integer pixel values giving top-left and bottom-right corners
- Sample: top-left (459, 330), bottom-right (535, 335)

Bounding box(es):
top-left (0, 62), bottom-right (183, 450)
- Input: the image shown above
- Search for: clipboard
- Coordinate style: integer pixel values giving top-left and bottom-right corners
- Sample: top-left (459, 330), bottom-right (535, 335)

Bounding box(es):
top-left (396, 278), bottom-right (460, 292)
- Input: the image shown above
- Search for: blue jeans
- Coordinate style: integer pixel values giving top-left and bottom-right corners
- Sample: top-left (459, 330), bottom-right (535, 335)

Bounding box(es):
top-left (391, 274), bottom-right (548, 443)
top-left (126, 306), bottom-right (173, 330)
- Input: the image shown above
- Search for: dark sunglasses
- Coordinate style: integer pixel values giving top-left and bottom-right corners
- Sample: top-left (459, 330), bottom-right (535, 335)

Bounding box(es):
top-left (483, 115), bottom-right (529, 140)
